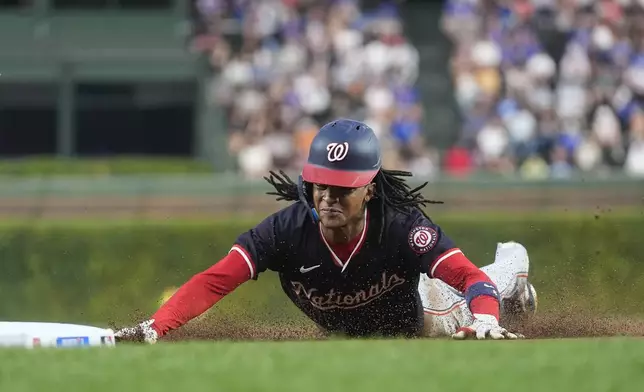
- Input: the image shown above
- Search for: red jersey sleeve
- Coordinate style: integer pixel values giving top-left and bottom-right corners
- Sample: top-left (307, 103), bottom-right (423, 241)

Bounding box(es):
top-left (149, 207), bottom-right (294, 337)
top-left (431, 249), bottom-right (500, 320)
top-left (150, 250), bottom-right (252, 337)
top-left (403, 208), bottom-right (500, 320)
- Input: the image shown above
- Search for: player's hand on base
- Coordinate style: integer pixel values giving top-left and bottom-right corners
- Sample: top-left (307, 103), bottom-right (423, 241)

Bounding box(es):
top-left (114, 319), bottom-right (159, 344)
top-left (451, 315), bottom-right (524, 340)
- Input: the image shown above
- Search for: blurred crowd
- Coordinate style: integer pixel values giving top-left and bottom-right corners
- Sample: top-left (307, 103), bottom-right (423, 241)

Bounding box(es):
top-left (193, 0), bottom-right (644, 179)
top-left (193, 0), bottom-right (437, 179)
top-left (443, 0), bottom-right (644, 178)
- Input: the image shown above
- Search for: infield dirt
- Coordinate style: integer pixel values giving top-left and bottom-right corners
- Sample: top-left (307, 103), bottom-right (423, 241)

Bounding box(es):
top-left (161, 309), bottom-right (644, 342)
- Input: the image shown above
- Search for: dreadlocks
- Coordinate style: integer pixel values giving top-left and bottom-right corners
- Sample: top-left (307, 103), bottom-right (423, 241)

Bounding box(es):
top-left (264, 169), bottom-right (442, 241)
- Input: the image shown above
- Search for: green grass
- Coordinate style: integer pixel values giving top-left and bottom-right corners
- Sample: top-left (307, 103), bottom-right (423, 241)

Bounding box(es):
top-left (1, 338), bottom-right (643, 392)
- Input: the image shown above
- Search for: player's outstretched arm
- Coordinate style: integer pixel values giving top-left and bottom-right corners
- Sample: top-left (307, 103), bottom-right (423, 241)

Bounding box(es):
top-left (431, 251), bottom-right (522, 340)
top-left (114, 249), bottom-right (252, 343)
top-left (406, 208), bottom-right (523, 340)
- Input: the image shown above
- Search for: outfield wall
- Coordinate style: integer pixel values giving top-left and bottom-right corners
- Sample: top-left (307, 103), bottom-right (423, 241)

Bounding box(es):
top-left (1, 212), bottom-right (642, 327)
top-left (0, 174), bottom-right (641, 218)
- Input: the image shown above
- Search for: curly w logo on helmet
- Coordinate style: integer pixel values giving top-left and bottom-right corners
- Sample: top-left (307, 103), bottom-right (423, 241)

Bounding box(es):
top-left (326, 142), bottom-right (350, 162)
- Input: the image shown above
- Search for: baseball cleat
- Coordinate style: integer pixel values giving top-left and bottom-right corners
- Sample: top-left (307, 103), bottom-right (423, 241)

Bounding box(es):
top-left (501, 279), bottom-right (537, 319)
top-left (525, 282), bottom-right (538, 314)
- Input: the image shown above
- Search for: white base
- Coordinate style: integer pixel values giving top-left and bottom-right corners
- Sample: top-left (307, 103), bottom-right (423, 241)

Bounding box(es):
top-left (0, 322), bottom-right (116, 348)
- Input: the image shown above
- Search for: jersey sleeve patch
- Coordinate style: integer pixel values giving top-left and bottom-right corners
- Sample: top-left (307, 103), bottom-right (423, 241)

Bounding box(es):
top-left (407, 226), bottom-right (439, 254)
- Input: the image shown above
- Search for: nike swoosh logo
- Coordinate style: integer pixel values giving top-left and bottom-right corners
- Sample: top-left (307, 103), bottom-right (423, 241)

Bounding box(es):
top-left (300, 265), bottom-right (321, 273)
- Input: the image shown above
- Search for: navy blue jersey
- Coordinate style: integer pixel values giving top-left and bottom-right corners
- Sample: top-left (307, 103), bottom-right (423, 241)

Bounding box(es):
top-left (232, 202), bottom-right (457, 337)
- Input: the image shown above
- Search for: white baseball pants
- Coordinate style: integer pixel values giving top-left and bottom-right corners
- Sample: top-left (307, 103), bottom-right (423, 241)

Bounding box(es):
top-left (419, 241), bottom-right (530, 337)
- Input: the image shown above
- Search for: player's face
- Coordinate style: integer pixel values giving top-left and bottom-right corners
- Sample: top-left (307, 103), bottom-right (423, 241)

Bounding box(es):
top-left (312, 183), bottom-right (375, 228)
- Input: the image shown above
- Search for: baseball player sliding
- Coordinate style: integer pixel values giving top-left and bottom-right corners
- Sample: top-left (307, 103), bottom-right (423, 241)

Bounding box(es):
top-left (115, 119), bottom-right (536, 343)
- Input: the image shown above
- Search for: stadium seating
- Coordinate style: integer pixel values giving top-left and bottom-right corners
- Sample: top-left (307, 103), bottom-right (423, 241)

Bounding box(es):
top-left (194, 0), bottom-right (644, 179)
top-left (193, 0), bottom-right (436, 178)
top-left (442, 0), bottom-right (644, 178)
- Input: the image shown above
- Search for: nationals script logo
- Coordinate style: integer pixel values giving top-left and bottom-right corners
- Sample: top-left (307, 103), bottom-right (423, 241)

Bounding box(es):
top-left (290, 272), bottom-right (406, 311)
top-left (408, 226), bottom-right (438, 254)
top-left (326, 142), bottom-right (350, 162)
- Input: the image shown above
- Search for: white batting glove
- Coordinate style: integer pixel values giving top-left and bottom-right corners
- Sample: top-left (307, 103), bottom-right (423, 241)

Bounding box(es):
top-left (451, 314), bottom-right (524, 340)
top-left (114, 319), bottom-right (159, 344)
